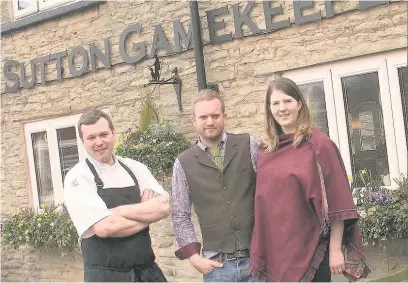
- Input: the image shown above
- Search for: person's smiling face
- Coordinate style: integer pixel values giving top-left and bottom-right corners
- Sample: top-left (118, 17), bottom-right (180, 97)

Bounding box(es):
top-left (81, 117), bottom-right (116, 165)
top-left (269, 89), bottom-right (302, 134)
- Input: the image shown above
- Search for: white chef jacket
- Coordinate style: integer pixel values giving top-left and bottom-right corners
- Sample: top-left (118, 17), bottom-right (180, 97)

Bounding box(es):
top-left (64, 155), bottom-right (169, 239)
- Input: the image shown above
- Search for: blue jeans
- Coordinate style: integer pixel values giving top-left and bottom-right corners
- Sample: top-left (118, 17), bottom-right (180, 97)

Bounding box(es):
top-left (203, 257), bottom-right (259, 282)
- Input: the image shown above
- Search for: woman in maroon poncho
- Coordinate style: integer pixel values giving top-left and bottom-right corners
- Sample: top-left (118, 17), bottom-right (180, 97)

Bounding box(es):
top-left (250, 77), bottom-right (370, 282)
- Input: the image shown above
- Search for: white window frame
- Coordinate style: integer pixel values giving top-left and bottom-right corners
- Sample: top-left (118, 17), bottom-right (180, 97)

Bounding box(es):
top-left (38, 0), bottom-right (78, 11)
top-left (24, 113), bottom-right (86, 210)
top-left (282, 49), bottom-right (406, 188)
top-left (12, 0), bottom-right (38, 19)
top-left (331, 52), bottom-right (402, 188)
top-left (386, 51), bottom-right (408, 176)
top-left (282, 66), bottom-right (340, 149)
top-left (12, 0), bottom-right (79, 20)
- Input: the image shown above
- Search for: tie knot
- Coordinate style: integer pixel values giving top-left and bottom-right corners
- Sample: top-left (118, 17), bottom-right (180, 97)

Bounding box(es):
top-left (209, 147), bottom-right (220, 157)
top-left (209, 147), bottom-right (223, 171)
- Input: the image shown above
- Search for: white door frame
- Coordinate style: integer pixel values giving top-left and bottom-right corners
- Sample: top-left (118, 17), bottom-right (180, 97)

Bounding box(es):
top-left (331, 52), bottom-right (403, 188)
top-left (386, 50), bottom-right (407, 176)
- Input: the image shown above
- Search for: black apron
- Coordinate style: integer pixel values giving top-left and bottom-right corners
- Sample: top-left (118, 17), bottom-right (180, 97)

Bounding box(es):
top-left (81, 158), bottom-right (167, 282)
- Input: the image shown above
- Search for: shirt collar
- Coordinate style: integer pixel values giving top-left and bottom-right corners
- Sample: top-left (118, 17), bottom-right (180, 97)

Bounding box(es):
top-left (197, 131), bottom-right (228, 152)
top-left (86, 153), bottom-right (118, 170)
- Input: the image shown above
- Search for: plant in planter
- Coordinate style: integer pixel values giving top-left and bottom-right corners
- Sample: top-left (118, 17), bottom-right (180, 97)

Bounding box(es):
top-left (353, 170), bottom-right (408, 245)
top-left (353, 170), bottom-right (408, 272)
top-left (1, 204), bottom-right (78, 255)
top-left (394, 173), bottom-right (408, 197)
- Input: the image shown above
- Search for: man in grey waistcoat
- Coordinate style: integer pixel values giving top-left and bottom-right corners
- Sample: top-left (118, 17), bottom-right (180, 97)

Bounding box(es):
top-left (172, 89), bottom-right (259, 282)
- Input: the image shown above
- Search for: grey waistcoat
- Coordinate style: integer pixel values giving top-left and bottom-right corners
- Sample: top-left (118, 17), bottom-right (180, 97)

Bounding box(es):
top-left (178, 133), bottom-right (256, 253)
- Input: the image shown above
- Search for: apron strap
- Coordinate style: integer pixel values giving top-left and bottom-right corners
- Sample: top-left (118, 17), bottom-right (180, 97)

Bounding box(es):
top-left (86, 158), bottom-right (104, 189)
top-left (85, 158), bottom-right (140, 189)
top-left (118, 159), bottom-right (139, 188)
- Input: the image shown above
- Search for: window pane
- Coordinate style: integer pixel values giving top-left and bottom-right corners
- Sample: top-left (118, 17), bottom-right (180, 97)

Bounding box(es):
top-left (298, 82), bottom-right (329, 136)
top-left (342, 72), bottom-right (390, 187)
top-left (32, 132), bottom-right (54, 207)
top-left (398, 67), bottom-right (408, 150)
top-left (13, 0), bottom-right (38, 19)
top-left (57, 127), bottom-right (79, 182)
top-left (18, 0), bottom-right (34, 10)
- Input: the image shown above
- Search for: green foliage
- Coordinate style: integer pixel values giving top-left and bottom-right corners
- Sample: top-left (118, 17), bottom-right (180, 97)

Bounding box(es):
top-left (115, 123), bottom-right (191, 179)
top-left (394, 174), bottom-right (408, 197)
top-left (353, 172), bottom-right (408, 246)
top-left (139, 89), bottom-right (159, 131)
top-left (1, 205), bottom-right (78, 253)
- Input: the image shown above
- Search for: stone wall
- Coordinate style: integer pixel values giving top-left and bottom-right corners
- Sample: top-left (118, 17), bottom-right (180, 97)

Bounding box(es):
top-left (1, 0), bottom-right (407, 281)
top-left (1, 0), bottom-right (11, 24)
top-left (1, 246), bottom-right (84, 282)
top-left (1, 212), bottom-right (203, 282)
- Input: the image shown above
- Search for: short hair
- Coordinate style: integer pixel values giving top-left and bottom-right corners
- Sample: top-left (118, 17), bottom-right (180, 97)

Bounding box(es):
top-left (192, 89), bottom-right (225, 115)
top-left (77, 109), bottom-right (114, 140)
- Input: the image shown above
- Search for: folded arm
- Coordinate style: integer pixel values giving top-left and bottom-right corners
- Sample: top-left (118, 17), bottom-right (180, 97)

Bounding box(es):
top-left (112, 159), bottom-right (171, 223)
top-left (92, 214), bottom-right (149, 238)
top-left (111, 195), bottom-right (171, 224)
top-left (64, 173), bottom-right (149, 239)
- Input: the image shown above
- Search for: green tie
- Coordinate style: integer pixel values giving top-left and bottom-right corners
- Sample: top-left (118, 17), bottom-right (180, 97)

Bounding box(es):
top-left (209, 147), bottom-right (223, 171)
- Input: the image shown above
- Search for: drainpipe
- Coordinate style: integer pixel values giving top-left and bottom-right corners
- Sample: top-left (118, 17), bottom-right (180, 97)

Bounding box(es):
top-left (189, 1), bottom-right (207, 90)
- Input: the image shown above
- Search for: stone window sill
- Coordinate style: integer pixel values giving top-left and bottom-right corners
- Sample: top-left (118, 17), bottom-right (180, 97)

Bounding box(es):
top-left (1, 0), bottom-right (105, 36)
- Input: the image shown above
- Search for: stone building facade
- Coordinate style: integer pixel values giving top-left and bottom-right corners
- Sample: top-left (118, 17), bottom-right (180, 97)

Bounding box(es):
top-left (1, 0), bottom-right (407, 281)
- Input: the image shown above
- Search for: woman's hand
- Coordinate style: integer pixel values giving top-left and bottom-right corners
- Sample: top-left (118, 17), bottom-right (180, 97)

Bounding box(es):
top-left (329, 220), bottom-right (345, 275)
top-left (329, 248), bottom-right (345, 275)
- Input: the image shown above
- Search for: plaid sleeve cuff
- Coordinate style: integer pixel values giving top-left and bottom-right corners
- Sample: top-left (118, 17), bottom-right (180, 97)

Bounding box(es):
top-left (175, 242), bottom-right (201, 260)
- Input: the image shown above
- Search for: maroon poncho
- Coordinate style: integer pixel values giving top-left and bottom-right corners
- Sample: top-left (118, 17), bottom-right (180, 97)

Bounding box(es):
top-left (250, 128), bottom-right (370, 282)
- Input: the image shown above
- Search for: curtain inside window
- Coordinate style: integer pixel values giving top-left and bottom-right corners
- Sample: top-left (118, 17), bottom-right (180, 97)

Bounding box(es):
top-left (31, 131), bottom-right (54, 207)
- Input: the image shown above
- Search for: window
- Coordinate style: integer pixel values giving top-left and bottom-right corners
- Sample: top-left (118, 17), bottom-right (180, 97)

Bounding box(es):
top-left (12, 0), bottom-right (38, 19)
top-left (25, 113), bottom-right (86, 209)
top-left (31, 131), bottom-right (54, 207)
top-left (341, 72), bottom-right (390, 186)
top-left (282, 66), bottom-right (339, 144)
top-left (12, 0), bottom-right (78, 19)
top-left (298, 82), bottom-right (329, 136)
top-left (283, 49), bottom-right (406, 188)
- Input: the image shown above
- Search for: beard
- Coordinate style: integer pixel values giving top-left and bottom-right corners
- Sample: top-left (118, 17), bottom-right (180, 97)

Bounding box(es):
top-left (202, 128), bottom-right (223, 141)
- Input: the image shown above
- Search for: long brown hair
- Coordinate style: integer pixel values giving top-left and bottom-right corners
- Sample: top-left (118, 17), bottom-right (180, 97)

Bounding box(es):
top-left (264, 77), bottom-right (312, 151)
